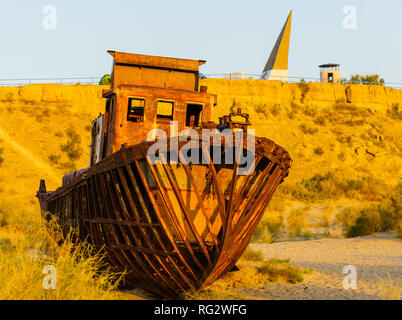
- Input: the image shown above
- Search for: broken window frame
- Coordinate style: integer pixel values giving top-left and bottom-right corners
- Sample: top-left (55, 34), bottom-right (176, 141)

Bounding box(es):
top-left (156, 99), bottom-right (174, 122)
top-left (127, 96), bottom-right (146, 123)
top-left (185, 102), bottom-right (204, 127)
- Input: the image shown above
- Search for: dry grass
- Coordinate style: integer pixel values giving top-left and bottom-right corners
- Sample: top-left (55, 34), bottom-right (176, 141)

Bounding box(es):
top-left (280, 172), bottom-right (389, 202)
top-left (0, 210), bottom-right (125, 300)
top-left (252, 211), bottom-right (285, 243)
top-left (336, 183), bottom-right (401, 237)
top-left (0, 202), bottom-right (41, 233)
top-left (240, 246), bottom-right (264, 262)
top-left (286, 207), bottom-right (310, 237)
top-left (258, 258), bottom-right (312, 284)
top-left (187, 248), bottom-right (311, 299)
top-left (299, 123), bottom-right (318, 135)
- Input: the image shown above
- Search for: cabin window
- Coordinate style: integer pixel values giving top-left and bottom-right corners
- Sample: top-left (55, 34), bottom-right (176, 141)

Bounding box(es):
top-left (186, 104), bottom-right (203, 127)
top-left (127, 97), bottom-right (145, 123)
top-left (157, 100), bottom-right (174, 121)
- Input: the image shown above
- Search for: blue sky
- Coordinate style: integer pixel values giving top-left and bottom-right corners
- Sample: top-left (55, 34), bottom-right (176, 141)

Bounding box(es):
top-left (1, 0), bottom-right (401, 83)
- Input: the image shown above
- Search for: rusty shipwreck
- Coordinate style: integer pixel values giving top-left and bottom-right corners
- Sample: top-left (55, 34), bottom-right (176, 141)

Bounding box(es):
top-left (37, 51), bottom-right (291, 298)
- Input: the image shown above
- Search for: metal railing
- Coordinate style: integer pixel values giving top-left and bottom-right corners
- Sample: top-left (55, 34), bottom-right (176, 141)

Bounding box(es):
top-left (203, 73), bottom-right (402, 89)
top-left (0, 74), bottom-right (401, 89)
top-left (0, 77), bottom-right (102, 86)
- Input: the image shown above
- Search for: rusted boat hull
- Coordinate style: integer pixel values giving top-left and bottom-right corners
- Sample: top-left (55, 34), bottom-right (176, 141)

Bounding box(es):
top-left (37, 136), bottom-right (291, 298)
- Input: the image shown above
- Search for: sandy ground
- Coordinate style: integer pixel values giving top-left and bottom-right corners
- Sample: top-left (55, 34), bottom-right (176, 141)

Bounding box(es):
top-left (119, 233), bottom-right (401, 300)
top-left (249, 233), bottom-right (402, 300)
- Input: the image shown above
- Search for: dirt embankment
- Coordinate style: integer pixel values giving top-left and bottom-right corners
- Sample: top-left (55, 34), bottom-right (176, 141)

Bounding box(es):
top-left (0, 81), bottom-right (401, 210)
top-left (201, 79), bottom-right (402, 115)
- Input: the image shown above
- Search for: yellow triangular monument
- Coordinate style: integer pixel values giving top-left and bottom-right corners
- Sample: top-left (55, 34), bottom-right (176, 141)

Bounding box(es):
top-left (261, 10), bottom-right (292, 81)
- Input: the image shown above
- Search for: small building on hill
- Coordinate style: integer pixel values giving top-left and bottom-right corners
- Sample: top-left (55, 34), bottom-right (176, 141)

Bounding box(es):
top-left (319, 64), bottom-right (340, 83)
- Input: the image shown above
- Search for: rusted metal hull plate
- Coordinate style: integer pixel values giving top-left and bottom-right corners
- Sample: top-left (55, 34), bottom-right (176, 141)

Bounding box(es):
top-left (37, 136), bottom-right (291, 298)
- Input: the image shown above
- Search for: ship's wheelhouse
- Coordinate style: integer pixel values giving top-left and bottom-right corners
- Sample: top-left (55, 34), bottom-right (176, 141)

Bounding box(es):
top-left (90, 51), bottom-right (217, 166)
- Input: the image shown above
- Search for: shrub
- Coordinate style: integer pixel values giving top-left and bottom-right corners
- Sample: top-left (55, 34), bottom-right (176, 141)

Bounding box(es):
top-left (338, 205), bottom-right (391, 238)
top-left (257, 258), bottom-right (311, 284)
top-left (287, 102), bottom-right (299, 119)
top-left (0, 147), bottom-right (4, 166)
top-left (318, 206), bottom-right (334, 229)
top-left (337, 152), bottom-right (346, 161)
top-left (60, 128), bottom-right (82, 161)
top-left (241, 247), bottom-right (263, 262)
top-left (61, 160), bottom-right (78, 172)
top-left (252, 224), bottom-right (272, 243)
top-left (270, 104), bottom-right (280, 116)
top-left (344, 119), bottom-right (365, 126)
top-left (387, 103), bottom-right (402, 120)
top-left (254, 104), bottom-right (268, 117)
top-left (35, 115), bottom-right (42, 123)
top-left (42, 109), bottom-right (50, 118)
top-left (313, 147), bottom-right (324, 155)
top-left (298, 79), bottom-right (310, 103)
top-left (350, 74), bottom-right (384, 85)
top-left (48, 154), bottom-right (61, 164)
top-left (299, 124), bottom-right (318, 135)
top-left (313, 115), bottom-right (326, 126)
top-left (336, 183), bottom-right (402, 237)
top-left (287, 208), bottom-right (309, 237)
top-left (253, 212), bottom-right (284, 243)
top-left (302, 173), bottom-right (333, 194)
top-left (0, 210), bottom-right (8, 228)
top-left (54, 131), bottom-right (63, 137)
top-left (99, 74), bottom-right (112, 85)
top-left (336, 135), bottom-right (353, 145)
top-left (346, 210), bottom-right (380, 237)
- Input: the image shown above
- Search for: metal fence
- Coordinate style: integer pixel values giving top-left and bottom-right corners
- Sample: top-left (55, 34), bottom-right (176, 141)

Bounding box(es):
top-left (0, 77), bottom-right (102, 86)
top-left (0, 74), bottom-right (401, 89)
top-left (203, 73), bottom-right (402, 89)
